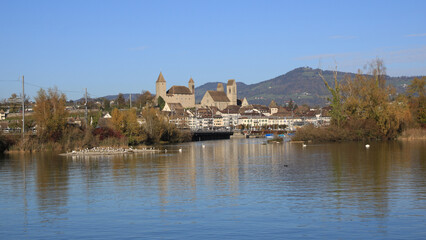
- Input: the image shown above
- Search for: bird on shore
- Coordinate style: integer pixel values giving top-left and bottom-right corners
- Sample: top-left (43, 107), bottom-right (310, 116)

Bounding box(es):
top-left (165, 149), bottom-right (167, 153)
top-left (302, 143), bottom-right (307, 148)
top-left (202, 144), bottom-right (205, 148)
top-left (365, 144), bottom-right (370, 149)
top-left (178, 148), bottom-right (182, 153)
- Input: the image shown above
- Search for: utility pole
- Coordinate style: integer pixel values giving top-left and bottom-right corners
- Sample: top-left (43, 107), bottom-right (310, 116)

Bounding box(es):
top-left (85, 88), bottom-right (88, 127)
top-left (129, 93), bottom-right (132, 108)
top-left (22, 75), bottom-right (25, 138)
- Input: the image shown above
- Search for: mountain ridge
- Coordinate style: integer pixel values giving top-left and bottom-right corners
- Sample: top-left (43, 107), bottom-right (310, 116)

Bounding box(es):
top-left (78, 67), bottom-right (422, 107)
top-left (195, 67), bottom-right (422, 106)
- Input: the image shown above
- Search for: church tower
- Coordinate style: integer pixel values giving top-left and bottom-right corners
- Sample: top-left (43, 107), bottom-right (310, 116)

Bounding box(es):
top-left (188, 78), bottom-right (195, 94)
top-left (155, 72), bottom-right (167, 100)
top-left (226, 79), bottom-right (237, 105)
top-left (217, 83), bottom-right (224, 92)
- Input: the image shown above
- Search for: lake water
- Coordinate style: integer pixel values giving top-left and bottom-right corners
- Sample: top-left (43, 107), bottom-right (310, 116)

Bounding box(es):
top-left (1, 139), bottom-right (425, 239)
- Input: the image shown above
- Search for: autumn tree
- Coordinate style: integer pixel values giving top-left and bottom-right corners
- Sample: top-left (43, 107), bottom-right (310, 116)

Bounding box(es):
top-left (407, 77), bottom-right (425, 97)
top-left (102, 98), bottom-right (111, 111)
top-left (0, 131), bottom-right (12, 153)
top-left (33, 87), bottom-right (68, 141)
top-left (116, 93), bottom-right (126, 109)
top-left (310, 59), bottom-right (412, 140)
top-left (161, 121), bottom-right (189, 143)
top-left (406, 77), bottom-right (426, 127)
top-left (365, 58), bottom-right (387, 88)
top-left (142, 107), bottom-right (166, 144)
top-left (89, 110), bottom-right (103, 128)
top-left (121, 109), bottom-right (145, 144)
top-left (136, 91), bottom-right (153, 109)
top-left (111, 108), bottom-right (124, 131)
top-left (8, 93), bottom-right (20, 113)
top-left (110, 108), bottom-right (146, 145)
top-left (319, 69), bottom-right (344, 128)
top-left (340, 59), bottom-right (411, 139)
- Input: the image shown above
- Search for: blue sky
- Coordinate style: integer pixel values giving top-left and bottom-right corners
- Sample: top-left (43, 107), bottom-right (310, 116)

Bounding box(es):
top-left (1, 0), bottom-right (425, 100)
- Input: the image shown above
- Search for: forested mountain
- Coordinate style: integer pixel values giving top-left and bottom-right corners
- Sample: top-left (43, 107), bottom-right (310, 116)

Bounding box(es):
top-left (195, 67), bottom-right (420, 106)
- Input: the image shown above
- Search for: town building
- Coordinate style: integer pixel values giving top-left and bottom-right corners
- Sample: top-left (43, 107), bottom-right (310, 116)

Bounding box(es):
top-left (241, 97), bottom-right (249, 107)
top-left (152, 73), bottom-right (331, 131)
top-left (154, 72), bottom-right (239, 110)
top-left (155, 72), bottom-right (195, 108)
top-left (167, 102), bottom-right (331, 131)
top-left (221, 105), bottom-right (240, 128)
top-left (162, 102), bottom-right (184, 113)
top-left (269, 100), bottom-right (279, 115)
top-left (200, 80), bottom-right (237, 110)
top-left (0, 110), bottom-right (6, 120)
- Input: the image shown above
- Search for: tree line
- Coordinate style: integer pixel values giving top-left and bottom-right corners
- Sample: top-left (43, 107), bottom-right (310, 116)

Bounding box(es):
top-left (294, 59), bottom-right (425, 142)
top-left (1, 88), bottom-right (190, 153)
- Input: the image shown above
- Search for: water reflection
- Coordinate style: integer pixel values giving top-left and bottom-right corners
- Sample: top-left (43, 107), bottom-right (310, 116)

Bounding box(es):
top-left (0, 139), bottom-right (425, 239)
top-left (36, 152), bottom-right (70, 223)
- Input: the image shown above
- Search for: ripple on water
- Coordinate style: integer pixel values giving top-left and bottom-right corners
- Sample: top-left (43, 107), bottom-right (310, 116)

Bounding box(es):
top-left (0, 140), bottom-right (425, 239)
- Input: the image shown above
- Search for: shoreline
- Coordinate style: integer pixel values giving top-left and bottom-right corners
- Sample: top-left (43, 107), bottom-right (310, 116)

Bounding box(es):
top-left (397, 128), bottom-right (426, 141)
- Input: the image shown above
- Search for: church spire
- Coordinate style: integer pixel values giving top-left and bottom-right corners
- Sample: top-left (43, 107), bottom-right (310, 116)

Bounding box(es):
top-left (156, 72), bottom-right (166, 83)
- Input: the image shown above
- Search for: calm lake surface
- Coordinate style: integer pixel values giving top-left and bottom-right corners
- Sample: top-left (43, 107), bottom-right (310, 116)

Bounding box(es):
top-left (1, 139), bottom-right (425, 239)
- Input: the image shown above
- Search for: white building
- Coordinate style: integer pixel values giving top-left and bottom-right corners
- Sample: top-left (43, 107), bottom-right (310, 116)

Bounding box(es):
top-left (0, 110), bottom-right (6, 120)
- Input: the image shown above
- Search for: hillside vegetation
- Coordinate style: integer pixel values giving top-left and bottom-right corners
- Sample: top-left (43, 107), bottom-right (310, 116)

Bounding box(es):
top-left (293, 60), bottom-right (425, 142)
top-left (195, 67), bottom-right (420, 106)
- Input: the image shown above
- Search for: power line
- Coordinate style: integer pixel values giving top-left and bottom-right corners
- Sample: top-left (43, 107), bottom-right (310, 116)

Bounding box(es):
top-left (62, 90), bottom-right (83, 93)
top-left (23, 81), bottom-right (84, 95)
top-left (0, 79), bottom-right (20, 82)
top-left (24, 82), bottom-right (46, 89)
top-left (3, 77), bottom-right (134, 100)
top-left (0, 76), bottom-right (20, 82)
top-left (87, 93), bottom-right (103, 99)
top-left (2, 77), bottom-right (87, 101)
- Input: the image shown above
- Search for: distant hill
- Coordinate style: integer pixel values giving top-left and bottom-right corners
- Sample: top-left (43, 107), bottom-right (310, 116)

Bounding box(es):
top-left (101, 93), bottom-right (141, 101)
top-left (74, 93), bottom-right (146, 102)
top-left (74, 93), bottom-right (147, 102)
top-left (74, 68), bottom-right (421, 107)
top-left (195, 67), bottom-right (421, 106)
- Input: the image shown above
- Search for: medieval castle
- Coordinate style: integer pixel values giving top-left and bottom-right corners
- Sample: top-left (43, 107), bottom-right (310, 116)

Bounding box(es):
top-left (155, 72), bottom-right (237, 110)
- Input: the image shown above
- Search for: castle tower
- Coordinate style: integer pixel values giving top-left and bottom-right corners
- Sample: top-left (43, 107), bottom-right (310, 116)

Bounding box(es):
top-left (226, 79), bottom-right (237, 105)
top-left (155, 72), bottom-right (167, 100)
top-left (217, 83), bottom-right (224, 92)
top-left (188, 78), bottom-right (195, 93)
